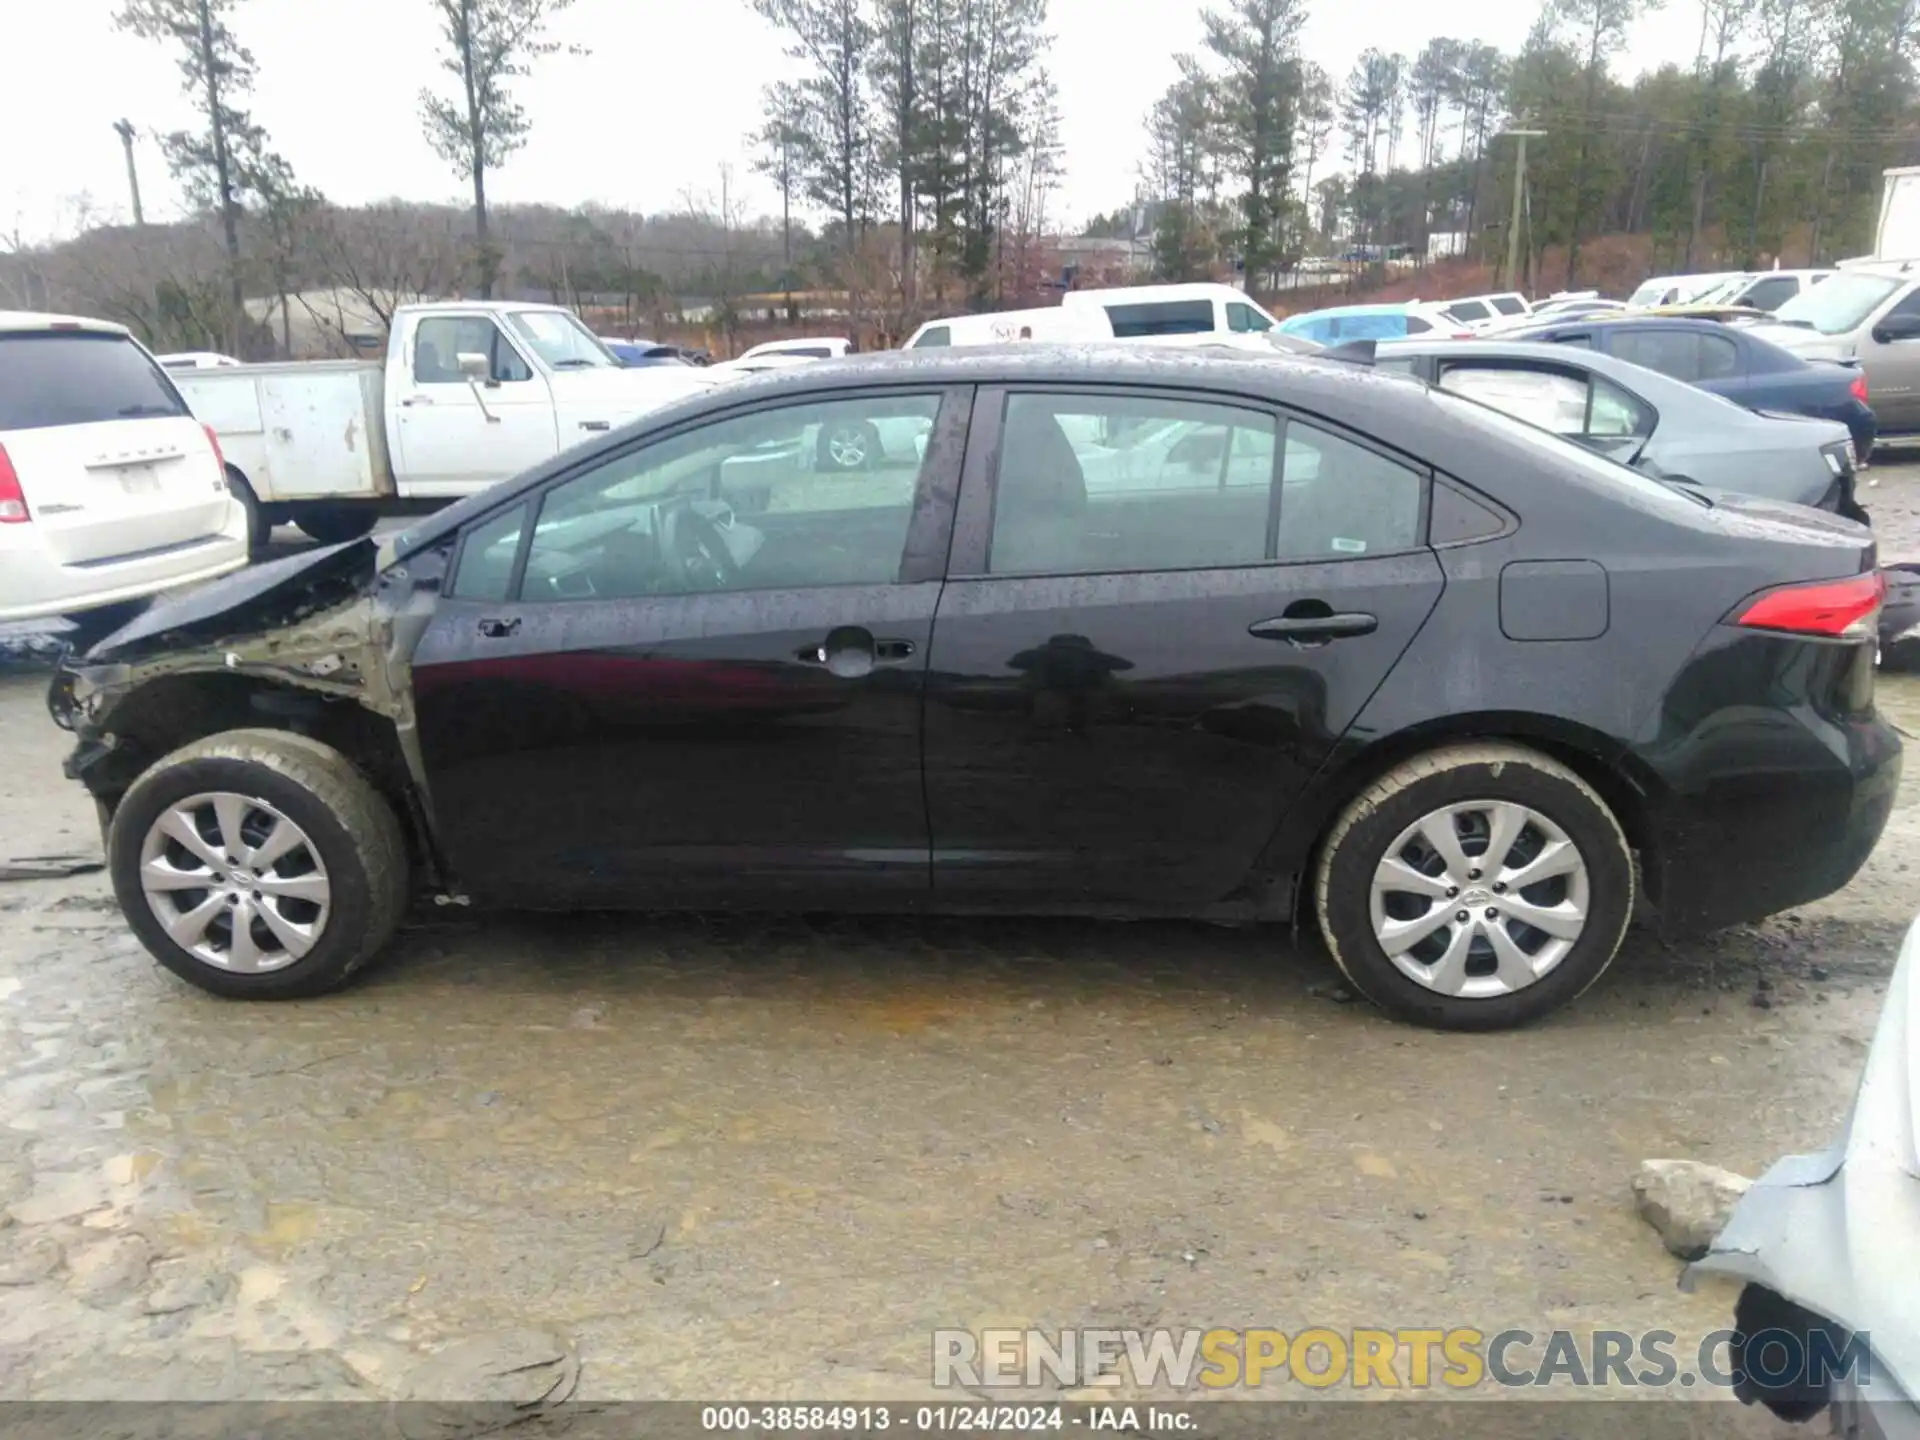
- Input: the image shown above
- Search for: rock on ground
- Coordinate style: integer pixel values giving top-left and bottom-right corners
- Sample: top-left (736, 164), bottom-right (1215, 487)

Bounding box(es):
top-left (1633, 1158), bottom-right (1753, 1260)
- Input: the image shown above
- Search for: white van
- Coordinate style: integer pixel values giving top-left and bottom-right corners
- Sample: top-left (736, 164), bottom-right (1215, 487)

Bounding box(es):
top-left (1060, 282), bottom-right (1282, 345)
top-left (0, 312), bottom-right (247, 625)
top-left (902, 306), bottom-right (1114, 349)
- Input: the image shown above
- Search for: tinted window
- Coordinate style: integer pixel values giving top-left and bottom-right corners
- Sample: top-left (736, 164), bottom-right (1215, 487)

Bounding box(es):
top-left (989, 393), bottom-right (1275, 575)
top-left (414, 318), bottom-right (534, 384)
top-left (512, 394), bottom-right (942, 601)
top-left (913, 326), bottom-right (952, 348)
top-left (1103, 300), bottom-right (1216, 337)
top-left (1611, 328), bottom-right (1707, 381)
top-left (1883, 288), bottom-right (1920, 323)
top-left (1226, 302), bottom-right (1273, 333)
top-left (1446, 300), bottom-right (1491, 323)
top-left (1490, 296), bottom-right (1527, 316)
top-left (0, 333), bottom-right (188, 431)
top-left (1547, 332), bottom-right (1595, 349)
top-left (1699, 333), bottom-right (1740, 379)
top-left (1403, 315), bottom-right (1434, 336)
top-left (451, 501), bottom-right (530, 601)
top-left (1741, 276), bottom-right (1798, 311)
top-left (1277, 423), bottom-right (1423, 559)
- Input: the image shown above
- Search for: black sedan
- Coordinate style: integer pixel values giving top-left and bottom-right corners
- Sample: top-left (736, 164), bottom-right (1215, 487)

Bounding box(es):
top-left (48, 347), bottom-right (1901, 1031)
top-left (1506, 315), bottom-right (1877, 461)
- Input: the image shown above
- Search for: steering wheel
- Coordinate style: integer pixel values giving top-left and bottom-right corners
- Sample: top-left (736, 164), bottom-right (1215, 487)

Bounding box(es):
top-left (659, 502), bottom-right (741, 592)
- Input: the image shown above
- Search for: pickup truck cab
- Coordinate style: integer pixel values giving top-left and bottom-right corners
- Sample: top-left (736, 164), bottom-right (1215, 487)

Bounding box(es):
top-left (178, 302), bottom-right (717, 548)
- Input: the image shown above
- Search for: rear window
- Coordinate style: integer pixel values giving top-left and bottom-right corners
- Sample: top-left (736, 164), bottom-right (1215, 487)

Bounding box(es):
top-left (0, 332), bottom-right (189, 432)
top-left (1491, 296), bottom-right (1527, 316)
top-left (1446, 300), bottom-right (1492, 323)
top-left (1104, 300), bottom-right (1215, 337)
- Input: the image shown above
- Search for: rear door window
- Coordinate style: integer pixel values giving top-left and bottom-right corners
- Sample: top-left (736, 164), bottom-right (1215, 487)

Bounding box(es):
top-left (988, 392), bottom-right (1275, 575)
top-left (0, 332), bottom-right (189, 431)
top-left (1437, 364), bottom-right (1653, 441)
top-left (1103, 300), bottom-right (1216, 337)
top-left (1610, 328), bottom-right (1705, 382)
top-left (1446, 300), bottom-right (1491, 323)
top-left (1490, 296), bottom-right (1527, 316)
top-left (1277, 423), bottom-right (1425, 560)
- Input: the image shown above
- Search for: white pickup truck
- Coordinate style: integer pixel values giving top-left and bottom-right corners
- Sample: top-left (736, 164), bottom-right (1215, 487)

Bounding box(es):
top-left (175, 301), bottom-right (718, 547)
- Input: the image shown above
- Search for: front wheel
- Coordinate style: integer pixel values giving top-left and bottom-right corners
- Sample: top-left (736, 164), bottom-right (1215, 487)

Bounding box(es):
top-left (1313, 743), bottom-right (1634, 1031)
top-left (108, 729), bottom-right (410, 999)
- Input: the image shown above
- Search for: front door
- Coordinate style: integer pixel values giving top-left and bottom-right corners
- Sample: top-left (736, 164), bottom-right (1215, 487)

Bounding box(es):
top-left (408, 386), bottom-right (966, 909)
top-left (922, 386), bottom-right (1444, 910)
top-left (391, 314), bottom-right (559, 496)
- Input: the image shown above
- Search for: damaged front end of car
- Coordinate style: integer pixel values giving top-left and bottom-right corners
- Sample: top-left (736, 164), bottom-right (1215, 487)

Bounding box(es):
top-left (48, 536), bottom-right (451, 887)
top-left (1683, 915), bottom-right (1920, 1439)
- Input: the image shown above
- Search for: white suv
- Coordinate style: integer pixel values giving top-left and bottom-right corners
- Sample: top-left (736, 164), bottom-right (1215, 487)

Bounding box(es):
top-left (0, 313), bottom-right (248, 626)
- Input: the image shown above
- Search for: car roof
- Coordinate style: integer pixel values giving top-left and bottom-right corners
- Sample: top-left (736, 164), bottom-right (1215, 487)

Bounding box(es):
top-left (0, 310), bottom-right (131, 338)
top-left (1376, 335), bottom-right (1736, 399)
top-left (1524, 314), bottom-right (1744, 333)
top-left (1286, 303), bottom-right (1412, 319)
top-left (1066, 283), bottom-right (1251, 305)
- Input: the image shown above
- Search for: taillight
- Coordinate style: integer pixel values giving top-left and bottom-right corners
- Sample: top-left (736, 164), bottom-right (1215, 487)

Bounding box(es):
top-left (1850, 372), bottom-right (1869, 403)
top-left (203, 422), bottom-right (226, 477)
top-left (1732, 571), bottom-right (1884, 641)
top-left (0, 445), bottom-right (27, 524)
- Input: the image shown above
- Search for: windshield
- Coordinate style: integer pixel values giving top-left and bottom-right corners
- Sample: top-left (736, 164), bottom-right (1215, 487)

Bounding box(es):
top-left (1772, 272), bottom-right (1902, 334)
top-left (1626, 280), bottom-right (1669, 307)
top-left (507, 310), bottom-right (619, 370)
top-left (1690, 275), bottom-right (1748, 304)
top-left (1423, 383), bottom-right (1707, 511)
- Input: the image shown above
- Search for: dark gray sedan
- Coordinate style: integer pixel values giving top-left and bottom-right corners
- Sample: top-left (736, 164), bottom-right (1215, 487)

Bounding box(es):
top-left (1373, 339), bottom-right (1865, 519)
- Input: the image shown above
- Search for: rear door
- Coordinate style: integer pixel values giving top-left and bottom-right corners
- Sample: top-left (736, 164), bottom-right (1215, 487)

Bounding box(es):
top-left (922, 385), bottom-right (1445, 909)
top-left (390, 314), bottom-right (559, 494)
top-left (0, 329), bottom-right (229, 565)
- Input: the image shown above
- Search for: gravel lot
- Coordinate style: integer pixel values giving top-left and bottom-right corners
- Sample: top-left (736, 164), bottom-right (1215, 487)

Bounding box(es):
top-left (0, 471), bottom-right (1913, 1417)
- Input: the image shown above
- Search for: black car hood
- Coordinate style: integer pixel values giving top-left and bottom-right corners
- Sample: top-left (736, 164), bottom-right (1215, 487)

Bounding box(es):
top-left (83, 539), bottom-right (380, 662)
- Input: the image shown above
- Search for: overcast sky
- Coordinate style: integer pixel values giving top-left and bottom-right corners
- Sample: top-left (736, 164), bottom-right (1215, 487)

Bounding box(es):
top-left (2, 0), bottom-right (1709, 243)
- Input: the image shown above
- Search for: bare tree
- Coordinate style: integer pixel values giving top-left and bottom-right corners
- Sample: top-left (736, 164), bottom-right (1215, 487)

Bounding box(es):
top-left (115, 0), bottom-right (274, 352)
top-left (420, 0), bottom-right (587, 298)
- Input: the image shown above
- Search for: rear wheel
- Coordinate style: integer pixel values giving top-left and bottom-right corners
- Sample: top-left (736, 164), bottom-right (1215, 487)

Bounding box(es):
top-left (1313, 743), bottom-right (1634, 1031)
top-left (293, 506), bottom-right (380, 546)
top-left (108, 729), bottom-right (409, 999)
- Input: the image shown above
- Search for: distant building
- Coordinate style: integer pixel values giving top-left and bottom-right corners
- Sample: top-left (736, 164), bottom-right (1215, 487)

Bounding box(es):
top-left (1052, 235), bottom-right (1152, 288)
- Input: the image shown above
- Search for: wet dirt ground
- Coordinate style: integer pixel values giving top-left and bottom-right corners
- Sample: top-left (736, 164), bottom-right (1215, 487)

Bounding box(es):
top-left (0, 472), bottom-right (1915, 1417)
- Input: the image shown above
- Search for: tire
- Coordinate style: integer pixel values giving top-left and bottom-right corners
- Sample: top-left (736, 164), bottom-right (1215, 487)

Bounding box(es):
top-left (293, 506), bottom-right (380, 546)
top-left (1313, 742), bottom-right (1634, 1031)
top-left (816, 419), bottom-right (879, 472)
top-left (226, 467), bottom-right (270, 557)
top-left (108, 729), bottom-right (409, 1000)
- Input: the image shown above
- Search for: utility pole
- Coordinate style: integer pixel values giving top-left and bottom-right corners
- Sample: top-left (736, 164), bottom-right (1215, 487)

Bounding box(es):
top-left (113, 119), bottom-right (144, 226)
top-left (1501, 127), bottom-right (1545, 292)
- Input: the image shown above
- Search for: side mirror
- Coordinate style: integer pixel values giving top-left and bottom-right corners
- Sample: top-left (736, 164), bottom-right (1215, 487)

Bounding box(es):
top-left (456, 351), bottom-right (492, 383)
top-left (1871, 314), bottom-right (1920, 344)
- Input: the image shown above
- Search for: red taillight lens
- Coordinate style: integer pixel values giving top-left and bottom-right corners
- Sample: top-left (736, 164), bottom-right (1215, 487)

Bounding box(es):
top-left (1732, 571), bottom-right (1884, 640)
top-left (0, 445), bottom-right (27, 524)
top-left (1850, 373), bottom-right (1869, 403)
top-left (203, 422), bottom-right (226, 472)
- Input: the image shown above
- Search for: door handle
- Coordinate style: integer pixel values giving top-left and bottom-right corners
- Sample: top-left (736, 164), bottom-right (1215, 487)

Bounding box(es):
top-left (794, 628), bottom-right (916, 678)
top-left (1249, 611), bottom-right (1378, 644)
top-left (477, 617), bottom-right (521, 639)
top-left (579, 420), bottom-right (611, 432)
top-left (400, 395), bottom-right (434, 408)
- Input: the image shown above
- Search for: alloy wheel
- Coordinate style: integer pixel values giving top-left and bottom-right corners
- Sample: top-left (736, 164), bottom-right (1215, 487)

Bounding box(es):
top-left (825, 424), bottom-right (869, 468)
top-left (1367, 799), bottom-right (1590, 998)
top-left (138, 791), bottom-right (332, 973)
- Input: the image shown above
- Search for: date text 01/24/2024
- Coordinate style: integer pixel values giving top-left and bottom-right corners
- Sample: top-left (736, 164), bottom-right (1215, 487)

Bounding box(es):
top-left (699, 1405), bottom-right (1196, 1431)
